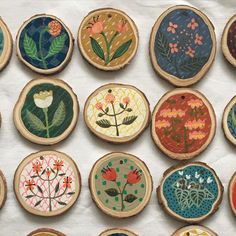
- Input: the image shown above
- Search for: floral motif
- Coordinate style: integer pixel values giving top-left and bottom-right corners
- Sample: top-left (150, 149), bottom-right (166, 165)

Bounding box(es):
top-left (95, 89), bottom-right (138, 136)
top-left (188, 99), bottom-right (203, 109)
top-left (25, 179), bottom-right (35, 191)
top-left (185, 46), bottom-right (195, 58)
top-left (87, 15), bottom-right (132, 65)
top-left (155, 119), bottom-right (171, 129)
top-left (127, 170), bottom-right (142, 184)
top-left (53, 160), bottom-right (64, 171)
top-left (160, 108), bottom-right (185, 118)
top-left (102, 167), bottom-right (117, 181)
top-left (167, 22), bottom-right (178, 34)
top-left (189, 131), bottom-right (206, 140)
top-left (32, 161), bottom-right (42, 173)
top-left (33, 90), bottom-right (53, 109)
top-left (63, 177), bottom-right (72, 188)
top-left (48, 20), bottom-right (62, 36)
top-left (195, 33), bottom-right (203, 45)
top-left (169, 43), bottom-right (178, 54)
top-left (187, 18), bottom-right (199, 30)
top-left (184, 119), bottom-right (205, 130)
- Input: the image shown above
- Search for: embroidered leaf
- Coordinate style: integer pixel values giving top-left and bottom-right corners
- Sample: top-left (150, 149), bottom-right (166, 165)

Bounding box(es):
top-left (156, 32), bottom-right (171, 61)
top-left (189, 189), bottom-right (205, 207)
top-left (98, 113), bottom-right (104, 117)
top-left (59, 173), bottom-right (66, 176)
top-left (124, 194), bottom-right (137, 203)
top-left (55, 182), bottom-right (60, 193)
top-left (204, 188), bottom-right (214, 199)
top-left (35, 200), bottom-right (42, 207)
top-left (25, 195), bottom-right (34, 199)
top-left (51, 101), bottom-right (66, 127)
top-left (57, 201), bottom-right (67, 206)
top-left (96, 119), bottom-right (111, 128)
top-left (111, 39), bottom-right (132, 61)
top-left (105, 188), bottom-right (119, 197)
top-left (46, 33), bottom-right (67, 58)
top-left (23, 33), bottom-right (38, 60)
top-left (231, 108), bottom-right (236, 126)
top-left (126, 108), bottom-right (132, 112)
top-left (122, 116), bottom-right (138, 125)
top-left (67, 192), bottom-right (75, 195)
top-left (0, 29), bottom-right (3, 55)
top-left (119, 103), bottom-right (125, 109)
top-left (50, 168), bottom-right (55, 174)
top-left (26, 110), bottom-right (46, 131)
top-left (179, 57), bottom-right (208, 73)
top-left (90, 37), bottom-right (105, 60)
top-left (37, 185), bottom-right (43, 194)
top-left (104, 107), bottom-right (109, 113)
top-left (175, 188), bottom-right (190, 210)
top-left (31, 175), bottom-right (38, 178)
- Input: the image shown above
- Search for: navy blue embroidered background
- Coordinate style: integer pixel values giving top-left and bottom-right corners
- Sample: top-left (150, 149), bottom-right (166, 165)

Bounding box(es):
top-left (154, 9), bottom-right (213, 80)
top-left (19, 17), bottom-right (70, 69)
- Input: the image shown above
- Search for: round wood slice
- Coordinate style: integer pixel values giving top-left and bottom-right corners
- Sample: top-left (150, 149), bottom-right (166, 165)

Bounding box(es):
top-left (13, 77), bottom-right (79, 145)
top-left (157, 162), bottom-right (223, 223)
top-left (151, 88), bottom-right (216, 160)
top-left (0, 169), bottom-right (7, 209)
top-left (27, 228), bottom-right (66, 236)
top-left (78, 8), bottom-right (139, 71)
top-left (89, 152), bottom-right (153, 218)
top-left (228, 171), bottom-right (236, 216)
top-left (222, 15), bottom-right (236, 67)
top-left (149, 5), bottom-right (216, 87)
top-left (16, 14), bottom-right (74, 74)
top-left (14, 150), bottom-right (81, 217)
top-left (99, 228), bottom-right (138, 236)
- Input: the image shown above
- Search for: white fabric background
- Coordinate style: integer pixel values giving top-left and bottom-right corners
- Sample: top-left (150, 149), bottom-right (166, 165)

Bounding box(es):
top-left (0, 0), bottom-right (235, 235)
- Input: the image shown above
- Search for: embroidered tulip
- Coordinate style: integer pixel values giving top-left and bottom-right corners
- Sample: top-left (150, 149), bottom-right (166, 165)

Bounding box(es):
top-left (53, 160), bottom-right (64, 171)
top-left (123, 96), bottom-right (130, 105)
top-left (63, 176), bottom-right (72, 188)
top-left (87, 16), bottom-right (104, 35)
top-left (45, 168), bottom-right (51, 178)
top-left (102, 167), bottom-right (117, 181)
top-left (105, 93), bottom-right (115, 104)
top-left (33, 90), bottom-right (53, 109)
top-left (117, 19), bottom-right (128, 33)
top-left (127, 169), bottom-right (142, 184)
top-left (185, 46), bottom-right (195, 58)
top-left (95, 102), bottom-right (103, 110)
top-left (48, 20), bottom-right (62, 37)
top-left (169, 43), bottom-right (178, 53)
top-left (25, 179), bottom-right (35, 191)
top-left (187, 99), bottom-right (203, 109)
top-left (167, 22), bottom-right (178, 34)
top-left (187, 18), bottom-right (198, 30)
top-left (32, 161), bottom-right (42, 173)
top-left (195, 33), bottom-right (203, 45)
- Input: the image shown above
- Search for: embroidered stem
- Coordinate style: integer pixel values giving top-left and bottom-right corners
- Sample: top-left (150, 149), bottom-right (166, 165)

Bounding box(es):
top-left (42, 108), bottom-right (50, 138)
top-left (39, 28), bottom-right (48, 69)
top-left (111, 103), bottom-right (119, 136)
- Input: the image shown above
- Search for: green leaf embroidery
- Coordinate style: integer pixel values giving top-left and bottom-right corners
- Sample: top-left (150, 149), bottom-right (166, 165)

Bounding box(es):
top-left (23, 33), bottom-right (39, 60)
top-left (104, 107), bottom-right (109, 113)
top-left (122, 116), bottom-right (138, 125)
top-left (189, 189), bottom-right (205, 207)
top-left (37, 185), bottom-right (43, 194)
top-left (26, 110), bottom-right (46, 131)
top-left (98, 113), bottom-right (104, 117)
top-left (124, 194), bottom-right (137, 203)
top-left (111, 39), bottom-right (132, 61)
top-left (179, 57), bottom-right (208, 73)
top-left (45, 34), bottom-right (67, 59)
top-left (126, 108), bottom-right (132, 112)
top-left (55, 182), bottom-right (60, 193)
top-left (51, 101), bottom-right (66, 127)
top-left (156, 32), bottom-right (171, 61)
top-left (175, 188), bottom-right (190, 210)
top-left (90, 37), bottom-right (105, 60)
top-left (0, 29), bottom-right (3, 55)
top-left (57, 201), bottom-right (67, 206)
top-left (204, 188), bottom-right (214, 199)
top-left (25, 195), bottom-right (34, 199)
top-left (105, 188), bottom-right (119, 197)
top-left (34, 200), bottom-right (42, 207)
top-left (96, 119), bottom-right (111, 128)
top-left (119, 103), bottom-right (125, 109)
top-left (231, 108), bottom-right (236, 126)
top-left (67, 192), bottom-right (75, 195)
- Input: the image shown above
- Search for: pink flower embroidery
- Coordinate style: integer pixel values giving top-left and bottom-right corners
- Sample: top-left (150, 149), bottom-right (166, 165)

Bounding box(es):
top-left (195, 34), bottom-right (203, 45)
top-left (185, 46), bottom-right (195, 58)
top-left (169, 43), bottom-right (178, 53)
top-left (160, 108), bottom-right (185, 118)
top-left (189, 131), bottom-right (206, 140)
top-left (167, 22), bottom-right (178, 34)
top-left (187, 99), bottom-right (203, 109)
top-left (187, 18), bottom-right (198, 30)
top-left (185, 119), bottom-right (205, 130)
top-left (155, 120), bottom-right (171, 129)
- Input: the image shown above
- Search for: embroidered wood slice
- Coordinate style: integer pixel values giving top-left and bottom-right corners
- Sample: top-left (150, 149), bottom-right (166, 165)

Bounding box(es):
top-left (0, 17), bottom-right (13, 72)
top-left (89, 152), bottom-right (153, 218)
top-left (16, 14), bottom-right (74, 74)
top-left (171, 225), bottom-right (218, 236)
top-left (151, 88), bottom-right (216, 160)
top-left (222, 96), bottom-right (236, 145)
top-left (157, 162), bottom-right (223, 223)
top-left (228, 172), bottom-right (236, 216)
top-left (84, 83), bottom-right (150, 144)
top-left (78, 8), bottom-right (139, 71)
top-left (14, 150), bottom-right (81, 217)
top-left (0, 169), bottom-right (7, 209)
top-left (149, 5), bottom-right (216, 87)
top-left (99, 228), bottom-right (138, 236)
top-left (27, 228), bottom-right (66, 236)
top-left (13, 78), bottom-right (79, 145)
top-left (222, 15), bottom-right (236, 67)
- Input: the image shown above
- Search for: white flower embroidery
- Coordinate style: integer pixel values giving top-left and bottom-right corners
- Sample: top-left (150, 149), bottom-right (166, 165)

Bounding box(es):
top-left (199, 177), bottom-right (204, 183)
top-left (33, 90), bottom-right (53, 109)
top-left (186, 175), bottom-right (191, 180)
top-left (195, 171), bottom-right (200, 179)
top-left (178, 170), bottom-right (184, 176)
top-left (207, 176), bottom-right (213, 184)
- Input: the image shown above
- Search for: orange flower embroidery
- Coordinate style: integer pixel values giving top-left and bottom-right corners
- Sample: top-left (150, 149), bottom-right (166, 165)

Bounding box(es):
top-left (87, 16), bottom-right (104, 35)
top-left (45, 168), bottom-right (51, 178)
top-left (123, 97), bottom-right (130, 105)
top-left (189, 131), bottom-right (206, 140)
top-left (155, 120), bottom-right (171, 129)
top-left (117, 19), bottom-right (128, 33)
top-left (185, 119), bottom-right (205, 130)
top-left (187, 99), bottom-right (203, 109)
top-left (25, 180), bottom-right (35, 191)
top-left (48, 20), bottom-right (62, 37)
top-left (160, 108), bottom-right (185, 118)
top-left (167, 22), bottom-right (178, 34)
top-left (187, 18), bottom-right (199, 30)
top-left (95, 102), bottom-right (103, 110)
top-left (105, 93), bottom-right (115, 104)
top-left (127, 170), bottom-right (142, 184)
top-left (63, 176), bottom-right (72, 188)
top-left (195, 34), bottom-right (203, 45)
top-left (185, 46), bottom-right (195, 58)
top-left (53, 160), bottom-right (64, 171)
top-left (169, 43), bottom-right (178, 53)
top-left (32, 161), bottom-right (42, 173)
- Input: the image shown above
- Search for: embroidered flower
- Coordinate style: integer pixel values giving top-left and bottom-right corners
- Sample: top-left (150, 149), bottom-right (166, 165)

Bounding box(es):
top-left (155, 119), bottom-right (171, 129)
top-left (102, 167), bottom-right (117, 181)
top-left (33, 90), bottom-right (53, 109)
top-left (195, 33), bottom-right (203, 45)
top-left (127, 169), bottom-right (142, 184)
top-left (123, 97), bottom-right (130, 105)
top-left (117, 19), bottom-right (128, 33)
top-left (189, 131), bottom-right (206, 140)
top-left (95, 102), bottom-right (103, 110)
top-left (32, 161), bottom-right (42, 173)
top-left (25, 179), bottom-right (35, 191)
top-left (169, 43), bottom-right (178, 53)
top-left (53, 160), bottom-right (64, 171)
top-left (63, 176), bottom-right (72, 188)
top-left (167, 22), bottom-right (178, 34)
top-left (187, 99), bottom-right (203, 109)
top-left (87, 16), bottom-right (104, 35)
top-left (160, 108), bottom-right (185, 118)
top-left (105, 93), bottom-right (115, 104)
top-left (187, 18), bottom-right (198, 30)
top-left (48, 20), bottom-right (62, 37)
top-left (45, 168), bottom-right (51, 178)
top-left (184, 119), bottom-right (205, 130)
top-left (185, 46), bottom-right (195, 58)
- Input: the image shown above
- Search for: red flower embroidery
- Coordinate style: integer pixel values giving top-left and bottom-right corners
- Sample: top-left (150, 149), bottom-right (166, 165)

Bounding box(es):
top-left (102, 167), bottom-right (117, 181)
top-left (105, 93), bottom-right (115, 104)
top-left (95, 102), bottom-right (103, 110)
top-left (169, 43), bottom-right (178, 53)
top-left (48, 20), bottom-right (62, 37)
top-left (87, 16), bottom-right (104, 35)
top-left (63, 176), bottom-right (72, 188)
top-left (185, 46), bottom-right (195, 58)
top-left (123, 97), bottom-right (130, 105)
top-left (32, 161), bottom-right (42, 173)
top-left (45, 168), bottom-right (51, 178)
top-left (187, 18), bottom-right (198, 30)
top-left (127, 169), bottom-right (142, 184)
top-left (195, 33), bottom-right (203, 45)
top-left (25, 179), bottom-right (35, 191)
top-left (53, 160), bottom-right (64, 171)
top-left (117, 19), bottom-right (128, 33)
top-left (167, 22), bottom-right (178, 34)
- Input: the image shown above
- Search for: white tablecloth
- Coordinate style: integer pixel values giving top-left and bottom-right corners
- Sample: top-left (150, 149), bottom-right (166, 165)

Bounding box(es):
top-left (0, 0), bottom-right (235, 235)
